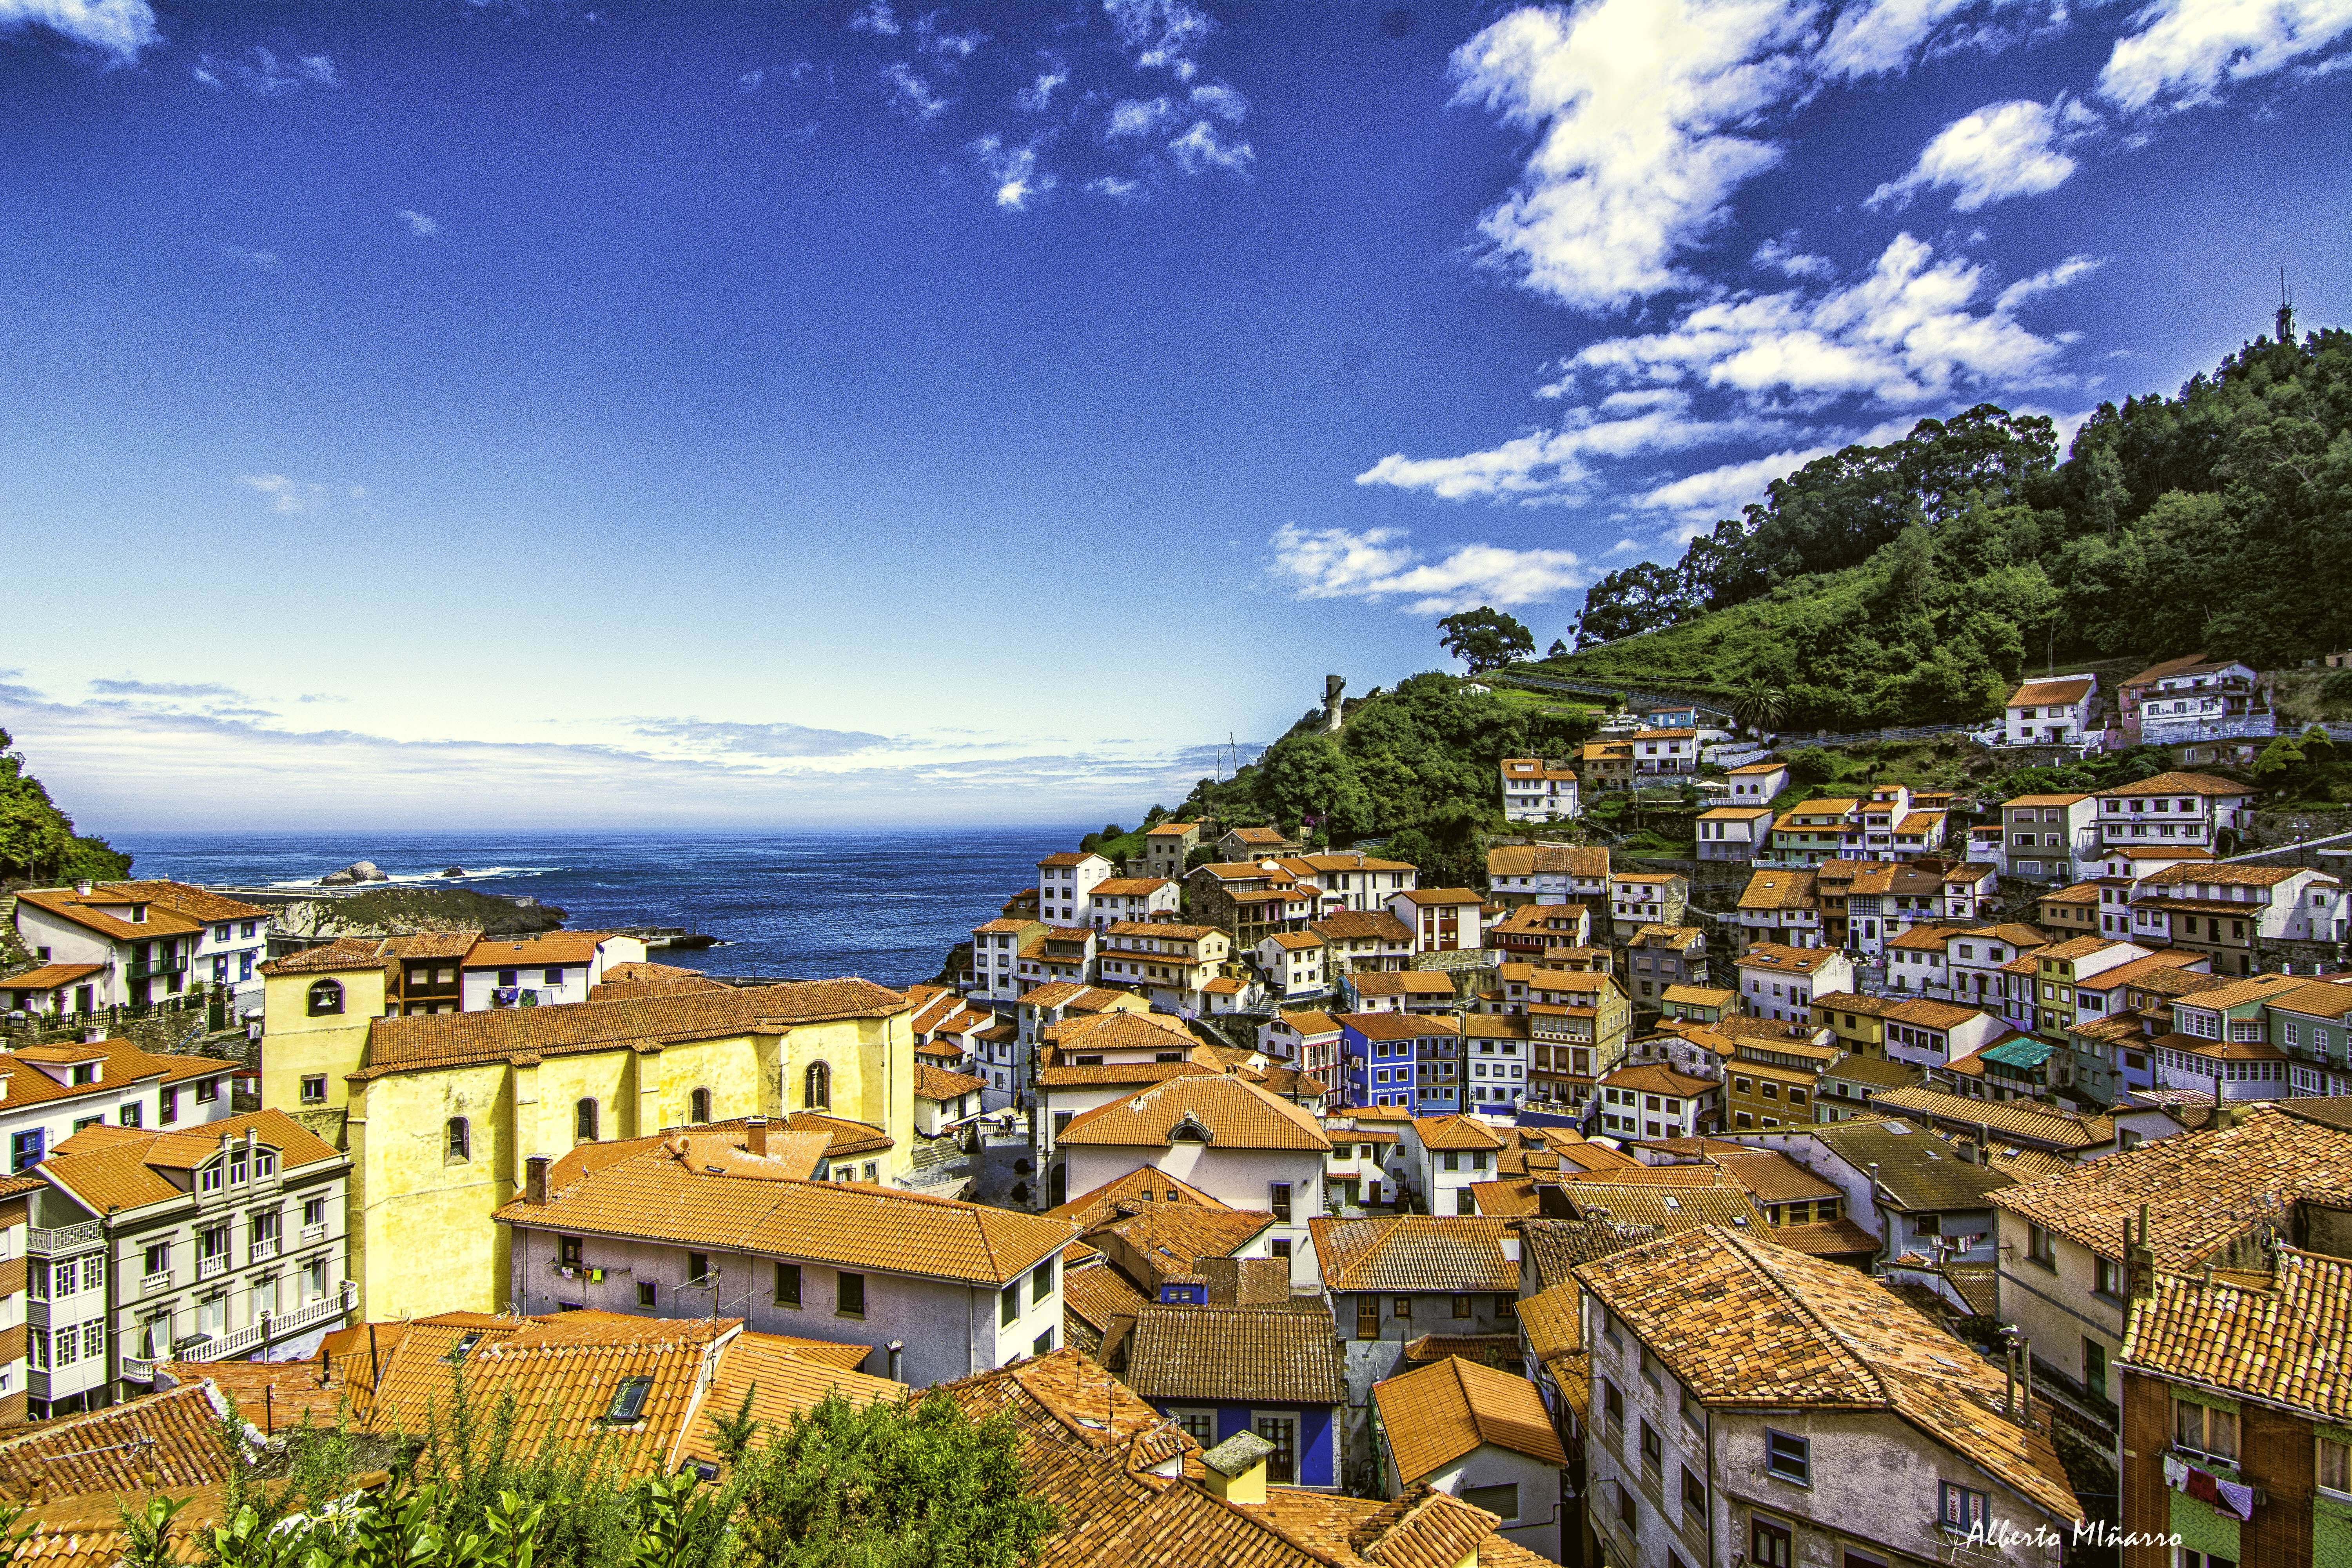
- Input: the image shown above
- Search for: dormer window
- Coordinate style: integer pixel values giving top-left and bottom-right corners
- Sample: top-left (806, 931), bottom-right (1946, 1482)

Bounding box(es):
top-left (198, 1161), bottom-right (224, 1194)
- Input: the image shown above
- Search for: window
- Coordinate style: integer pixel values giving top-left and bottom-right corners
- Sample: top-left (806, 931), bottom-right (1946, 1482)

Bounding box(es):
top-left (1616, 1483), bottom-right (1636, 1529)
top-left (837, 1271), bottom-right (865, 1317)
top-left (1462, 1483), bottom-right (1517, 1523)
top-left (2319, 1435), bottom-right (2351, 1496)
top-left (1393, 1295), bottom-right (1412, 1319)
top-left (1001, 1281), bottom-right (1021, 1325)
top-left (1356, 1298), bottom-right (1379, 1338)
top-left (198, 1161), bottom-right (224, 1194)
top-left (159, 1087), bottom-right (178, 1124)
top-left (1173, 1408), bottom-right (1215, 1445)
top-left (575, 1098), bottom-right (599, 1141)
top-left (689, 1087), bottom-right (711, 1123)
top-left (1254, 1414), bottom-right (1298, 1485)
top-left (303, 1194), bottom-right (327, 1228)
top-left (1603, 1379), bottom-right (1624, 1432)
top-left (768, 1261), bottom-right (804, 1307)
top-left (1938, 1483), bottom-right (1988, 1534)
top-left (1764, 1429), bottom-right (1810, 1485)
top-left (2027, 1223), bottom-right (2054, 1268)
top-left (637, 1281), bottom-right (657, 1308)
top-left (1682, 1465), bottom-right (1705, 1519)
top-left (446, 1118), bottom-right (470, 1161)
top-left (195, 1078), bottom-right (219, 1103)
top-left (144, 1241), bottom-right (170, 1277)
top-left (1033, 1327), bottom-right (1056, 1355)
top-left (559, 1234), bottom-right (584, 1270)
top-left (2084, 1338), bottom-right (2107, 1399)
top-left (804, 1062), bottom-right (831, 1111)
top-left (606, 1376), bottom-right (654, 1423)
top-left (1751, 1516), bottom-right (1793, 1568)
top-left (2173, 1396), bottom-right (2237, 1461)
top-left (1641, 1419), bottom-right (1663, 1474)
top-left (306, 980), bottom-right (344, 1016)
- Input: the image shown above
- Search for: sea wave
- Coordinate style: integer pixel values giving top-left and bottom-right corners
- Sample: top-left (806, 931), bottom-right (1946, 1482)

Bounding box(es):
top-left (266, 865), bottom-right (561, 889)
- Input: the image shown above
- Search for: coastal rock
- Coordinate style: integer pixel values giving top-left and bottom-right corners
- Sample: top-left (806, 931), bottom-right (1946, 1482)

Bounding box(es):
top-left (319, 860), bottom-right (390, 887)
top-left (318, 871), bottom-right (356, 886)
top-left (442, 866), bottom-right (467, 878)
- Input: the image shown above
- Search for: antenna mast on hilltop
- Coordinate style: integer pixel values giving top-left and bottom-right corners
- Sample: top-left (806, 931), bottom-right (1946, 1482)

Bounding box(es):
top-left (2278, 269), bottom-right (2296, 344)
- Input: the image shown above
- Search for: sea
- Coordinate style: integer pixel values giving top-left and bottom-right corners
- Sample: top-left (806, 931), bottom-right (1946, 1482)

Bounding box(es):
top-left (107, 828), bottom-right (1095, 989)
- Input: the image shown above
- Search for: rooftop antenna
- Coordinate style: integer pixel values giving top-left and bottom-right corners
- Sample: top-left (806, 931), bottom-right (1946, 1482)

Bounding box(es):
top-left (2277, 269), bottom-right (2296, 344)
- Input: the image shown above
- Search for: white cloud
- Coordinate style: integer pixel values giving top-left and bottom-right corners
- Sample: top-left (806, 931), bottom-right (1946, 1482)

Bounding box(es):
top-left (1869, 97), bottom-right (2084, 211)
top-left (1167, 119), bottom-right (1253, 176)
top-left (737, 67), bottom-right (765, 91)
top-left (1014, 65), bottom-right (1068, 112)
top-left (238, 474), bottom-right (328, 514)
top-left (880, 61), bottom-right (951, 119)
top-left (1188, 80), bottom-right (1249, 122)
top-left (1447, 0), bottom-right (1814, 313)
top-left (222, 245), bottom-right (281, 271)
top-left (1995, 252), bottom-right (2103, 310)
top-left (1105, 0), bottom-right (1218, 81)
top-left (1103, 95), bottom-right (1179, 142)
top-left (0, 0), bottom-right (158, 65)
top-left (395, 209), bottom-right (443, 239)
top-left (1817, 0), bottom-right (2061, 78)
top-left (969, 133), bottom-right (1056, 209)
top-left (1085, 175), bottom-right (1150, 203)
top-left (1751, 235), bottom-right (1835, 279)
top-left (1265, 523), bottom-right (1586, 613)
top-left (1630, 443), bottom-right (1837, 520)
top-left (1568, 232), bottom-right (2092, 408)
top-left (848, 0), bottom-right (901, 36)
top-left (1356, 392), bottom-right (1794, 503)
top-left (193, 47), bottom-right (341, 96)
top-left (917, 13), bottom-right (985, 58)
top-left (2098, 0), bottom-right (2352, 111)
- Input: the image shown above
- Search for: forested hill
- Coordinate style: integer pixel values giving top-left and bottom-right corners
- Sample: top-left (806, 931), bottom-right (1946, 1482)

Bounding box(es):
top-left (1544, 325), bottom-right (2352, 731)
top-left (0, 729), bottom-right (132, 886)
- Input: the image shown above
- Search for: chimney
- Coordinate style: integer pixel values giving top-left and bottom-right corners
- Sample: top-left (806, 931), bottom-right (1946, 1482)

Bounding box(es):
top-left (887, 1340), bottom-right (904, 1381)
top-left (524, 1155), bottom-right (551, 1205)
top-left (83, 1027), bottom-right (104, 1046)
top-left (1499, 1232), bottom-right (1521, 1266)
top-left (1200, 1431), bottom-right (1275, 1504)
top-left (746, 1116), bottom-right (768, 1156)
top-left (2129, 1203), bottom-right (2157, 1299)
top-left (74, 880), bottom-right (92, 897)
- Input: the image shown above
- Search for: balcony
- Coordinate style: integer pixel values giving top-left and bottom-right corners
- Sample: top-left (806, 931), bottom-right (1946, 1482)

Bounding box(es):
top-left (249, 1237), bottom-right (280, 1264)
top-left (126, 954), bottom-right (190, 981)
top-left (299, 1222), bottom-right (327, 1243)
top-left (27, 1222), bottom-right (102, 1256)
top-left (137, 1282), bottom-right (356, 1377)
top-left (141, 1270), bottom-right (172, 1296)
top-left (196, 1254), bottom-right (228, 1280)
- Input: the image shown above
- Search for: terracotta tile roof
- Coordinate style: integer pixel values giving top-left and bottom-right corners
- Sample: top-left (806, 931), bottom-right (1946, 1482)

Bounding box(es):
top-left (1145, 823), bottom-right (1197, 837)
top-left (1464, 1178), bottom-right (1538, 1215)
top-left (1769, 1216), bottom-right (1880, 1257)
top-left (1559, 1181), bottom-right (1766, 1232)
top-left (1600, 1063), bottom-right (1715, 1098)
top-left (2122, 1247), bottom-right (2352, 1423)
top-left (1245, 1486), bottom-right (1553, 1568)
top-left (1042, 851), bottom-right (1113, 867)
top-left (43, 1108), bottom-right (342, 1216)
top-left (258, 938), bottom-right (390, 976)
top-left (0, 1382), bottom-right (231, 1501)
top-left (1092, 878), bottom-right (1174, 897)
top-left (1310, 1217), bottom-right (1517, 1293)
top-left (1063, 1256), bottom-right (1154, 1335)
top-left (1043, 1010), bottom-right (1198, 1051)
top-left (1517, 1216), bottom-right (1664, 1291)
top-left (1373, 1357), bottom-right (1566, 1480)
top-left (0, 964), bottom-right (108, 990)
top-left (2098, 770), bottom-right (2250, 798)
top-left (1993, 1104), bottom-right (2352, 1268)
top-left (1575, 1227), bottom-right (2079, 1522)
top-left (495, 1139), bottom-right (1073, 1286)
top-left (1058, 1074), bottom-right (1329, 1152)
top-left (381, 930), bottom-right (485, 961)
top-left (1810, 1119), bottom-right (2018, 1210)
top-left (1485, 844), bottom-right (1610, 878)
top-left (1410, 1114), bottom-right (1506, 1151)
top-left (679, 1331), bottom-right (902, 1469)
top-left (92, 881), bottom-right (269, 924)
top-left (1737, 944), bottom-right (1842, 975)
top-left (149, 1357), bottom-right (352, 1433)
top-left (353, 978), bottom-right (908, 1080)
top-left (1121, 1305), bottom-right (1344, 1406)
top-left (1871, 1086), bottom-right (2111, 1151)
top-left (1349, 971), bottom-right (1455, 996)
top-left (365, 1332), bottom-right (717, 1474)
top-left (1517, 1279), bottom-right (1581, 1363)
top-left (1309, 910), bottom-right (1416, 944)
top-left (2007, 676), bottom-right (2094, 707)
top-left (14, 887), bottom-right (205, 942)
top-left (1711, 1150), bottom-right (1839, 1205)
top-left (2000, 793), bottom-right (2092, 808)
top-left (915, 1065), bottom-right (987, 1101)
top-left (1737, 871), bottom-right (1817, 911)
top-left (1091, 1203), bottom-right (1277, 1272)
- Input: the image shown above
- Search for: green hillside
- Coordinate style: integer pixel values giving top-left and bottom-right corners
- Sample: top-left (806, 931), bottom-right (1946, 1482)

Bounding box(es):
top-left (0, 729), bottom-right (131, 887)
top-left (1531, 325), bottom-right (2352, 731)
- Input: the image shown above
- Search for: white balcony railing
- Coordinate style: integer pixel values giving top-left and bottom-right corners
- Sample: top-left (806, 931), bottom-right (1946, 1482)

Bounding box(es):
top-left (250, 1238), bottom-right (280, 1263)
top-left (27, 1222), bottom-right (102, 1256)
top-left (142, 1270), bottom-right (172, 1296)
top-left (299, 1222), bottom-right (327, 1243)
top-left (196, 1254), bottom-right (228, 1280)
top-left (120, 1354), bottom-right (159, 1383)
top-left (163, 1282), bottom-right (356, 1368)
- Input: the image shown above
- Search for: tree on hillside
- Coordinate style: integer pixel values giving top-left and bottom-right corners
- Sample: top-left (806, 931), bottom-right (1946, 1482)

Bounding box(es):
top-left (1572, 561), bottom-right (1693, 647)
top-left (0, 729), bottom-right (131, 885)
top-left (1731, 680), bottom-right (1787, 735)
top-left (1437, 608), bottom-right (1534, 673)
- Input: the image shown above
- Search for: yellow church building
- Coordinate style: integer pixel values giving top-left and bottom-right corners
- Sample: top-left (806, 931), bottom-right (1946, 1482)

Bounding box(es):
top-left (258, 940), bottom-right (915, 1320)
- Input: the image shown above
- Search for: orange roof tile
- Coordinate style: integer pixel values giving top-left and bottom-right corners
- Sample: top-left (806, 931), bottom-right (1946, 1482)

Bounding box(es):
top-left (1372, 1357), bottom-right (1566, 1480)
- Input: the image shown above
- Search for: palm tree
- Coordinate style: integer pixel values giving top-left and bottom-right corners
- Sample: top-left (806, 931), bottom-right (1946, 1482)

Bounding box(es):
top-left (1733, 679), bottom-right (1788, 735)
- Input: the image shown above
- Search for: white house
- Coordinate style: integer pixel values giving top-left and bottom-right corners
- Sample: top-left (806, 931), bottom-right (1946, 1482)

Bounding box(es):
top-left (1083, 877), bottom-right (1179, 928)
top-left (458, 932), bottom-right (646, 1011)
top-left (11, 886), bottom-right (207, 1013)
top-left (1724, 760), bottom-right (1789, 803)
top-left (1258, 1010), bottom-right (1343, 1076)
top-left (93, 884), bottom-right (274, 1014)
top-left (1036, 852), bottom-right (1114, 926)
top-left (1461, 1013), bottom-right (1530, 1114)
top-left (1595, 1063), bottom-right (1717, 1142)
top-left (1499, 758), bottom-right (1581, 822)
top-left (1736, 945), bottom-right (1854, 1023)
top-left (1399, 1114), bottom-right (1506, 1216)
top-left (2004, 673), bottom-right (2099, 746)
top-left (0, 1036), bottom-right (240, 1178)
top-left (497, 1126), bottom-right (1074, 1388)
top-left (2094, 770), bottom-right (2255, 851)
top-left (1485, 843), bottom-right (1611, 908)
top-left (1056, 1074), bottom-right (1328, 1290)
top-left (1387, 889), bottom-right (1486, 953)
top-left (1269, 854), bottom-right (1419, 915)
top-left (1630, 728), bottom-right (1700, 777)
top-left (1696, 806), bottom-right (1775, 863)
top-left (1254, 932), bottom-right (1329, 1003)
top-left (1372, 1357), bottom-right (1568, 1563)
top-left (1871, 999), bottom-right (2018, 1074)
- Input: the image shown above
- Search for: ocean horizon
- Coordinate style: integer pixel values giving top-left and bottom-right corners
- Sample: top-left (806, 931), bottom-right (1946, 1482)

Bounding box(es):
top-left (110, 827), bottom-right (1099, 988)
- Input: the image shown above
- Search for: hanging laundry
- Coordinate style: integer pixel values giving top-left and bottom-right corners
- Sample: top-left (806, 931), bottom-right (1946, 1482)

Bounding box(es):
top-left (2214, 1479), bottom-right (2255, 1521)
top-left (2186, 1468), bottom-right (2222, 1506)
top-left (2163, 1455), bottom-right (2190, 1491)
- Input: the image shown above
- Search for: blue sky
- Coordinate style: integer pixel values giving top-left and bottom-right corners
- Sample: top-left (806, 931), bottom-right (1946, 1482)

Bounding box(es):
top-left (2, 0), bottom-right (2347, 829)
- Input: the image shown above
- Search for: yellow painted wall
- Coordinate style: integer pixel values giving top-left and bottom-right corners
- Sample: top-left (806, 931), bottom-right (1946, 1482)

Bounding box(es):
top-left (347, 1013), bottom-right (913, 1318)
top-left (259, 967), bottom-right (385, 1113)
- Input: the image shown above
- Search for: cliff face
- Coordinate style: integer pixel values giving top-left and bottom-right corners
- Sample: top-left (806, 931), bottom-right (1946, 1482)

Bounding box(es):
top-left (283, 886), bottom-right (568, 938)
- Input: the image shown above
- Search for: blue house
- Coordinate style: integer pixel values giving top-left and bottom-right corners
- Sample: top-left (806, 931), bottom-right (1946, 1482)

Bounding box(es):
top-left (1339, 1012), bottom-right (1463, 1114)
top-left (1114, 1300), bottom-right (1348, 1488)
